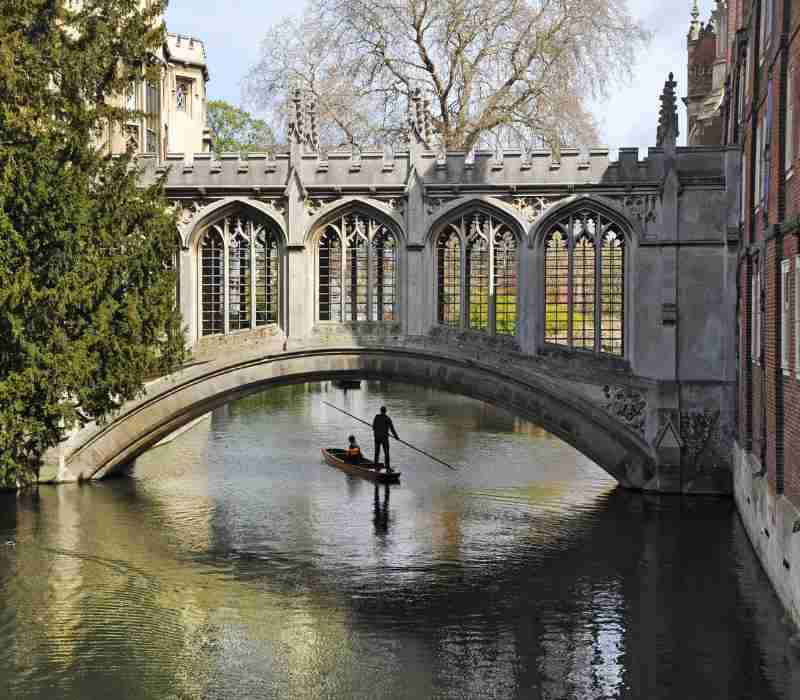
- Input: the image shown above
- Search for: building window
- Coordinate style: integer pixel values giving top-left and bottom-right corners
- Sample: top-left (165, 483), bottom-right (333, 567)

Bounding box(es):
top-left (176, 79), bottom-right (191, 113)
top-left (199, 213), bottom-right (283, 337)
top-left (782, 259), bottom-right (791, 371)
top-left (317, 212), bottom-right (398, 322)
top-left (796, 256), bottom-right (800, 376)
top-left (201, 228), bottom-right (224, 336)
top-left (434, 210), bottom-right (519, 336)
top-left (436, 230), bottom-right (461, 327)
top-left (752, 260), bottom-right (761, 364)
top-left (145, 80), bottom-right (160, 155)
top-left (754, 119), bottom-right (763, 208)
top-left (787, 65), bottom-right (795, 173)
top-left (543, 209), bottom-right (625, 356)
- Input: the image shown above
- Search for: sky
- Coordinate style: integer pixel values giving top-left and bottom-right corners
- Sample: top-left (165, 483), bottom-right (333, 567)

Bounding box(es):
top-left (165, 0), bottom-right (716, 154)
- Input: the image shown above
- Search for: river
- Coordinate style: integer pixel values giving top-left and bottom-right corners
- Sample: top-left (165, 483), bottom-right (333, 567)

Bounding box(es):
top-left (1, 382), bottom-right (799, 699)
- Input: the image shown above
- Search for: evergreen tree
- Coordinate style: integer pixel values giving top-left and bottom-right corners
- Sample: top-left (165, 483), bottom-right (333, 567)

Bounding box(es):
top-left (0, 0), bottom-right (185, 488)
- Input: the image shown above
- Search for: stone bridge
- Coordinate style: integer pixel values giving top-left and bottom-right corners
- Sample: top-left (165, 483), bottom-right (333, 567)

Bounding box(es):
top-left (41, 81), bottom-right (739, 494)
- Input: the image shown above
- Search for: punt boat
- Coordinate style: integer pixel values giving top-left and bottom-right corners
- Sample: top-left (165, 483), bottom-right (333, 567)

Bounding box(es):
top-left (321, 448), bottom-right (401, 484)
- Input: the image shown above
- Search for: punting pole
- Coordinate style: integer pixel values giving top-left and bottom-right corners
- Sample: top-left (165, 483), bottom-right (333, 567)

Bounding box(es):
top-left (321, 400), bottom-right (458, 471)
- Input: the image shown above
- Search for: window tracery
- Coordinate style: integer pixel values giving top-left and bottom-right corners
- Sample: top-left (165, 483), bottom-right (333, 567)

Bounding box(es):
top-left (317, 212), bottom-right (398, 322)
top-left (543, 209), bottom-right (625, 356)
top-left (435, 211), bottom-right (518, 336)
top-left (199, 214), bottom-right (283, 336)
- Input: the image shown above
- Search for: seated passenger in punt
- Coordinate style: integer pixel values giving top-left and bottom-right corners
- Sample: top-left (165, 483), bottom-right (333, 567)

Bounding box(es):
top-left (346, 435), bottom-right (364, 464)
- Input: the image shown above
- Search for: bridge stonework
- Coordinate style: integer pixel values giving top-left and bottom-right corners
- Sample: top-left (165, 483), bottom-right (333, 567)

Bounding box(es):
top-left (41, 123), bottom-right (741, 493)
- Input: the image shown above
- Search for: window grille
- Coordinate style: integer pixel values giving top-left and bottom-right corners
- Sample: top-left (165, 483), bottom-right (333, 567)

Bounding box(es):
top-left (782, 259), bottom-right (791, 370)
top-left (494, 229), bottom-right (518, 335)
top-left (228, 224), bottom-right (251, 331)
top-left (600, 230), bottom-right (624, 355)
top-left (435, 210), bottom-right (518, 335)
top-left (544, 230), bottom-right (569, 346)
top-left (437, 229), bottom-right (462, 327)
top-left (345, 216), bottom-right (370, 321)
top-left (466, 218), bottom-right (489, 331)
top-left (371, 227), bottom-right (397, 321)
top-left (318, 229), bottom-right (342, 321)
top-left (255, 228), bottom-right (279, 325)
top-left (176, 80), bottom-right (190, 112)
top-left (201, 228), bottom-right (224, 336)
top-left (317, 212), bottom-right (397, 322)
top-left (543, 210), bottom-right (625, 356)
top-left (573, 231), bottom-right (596, 350)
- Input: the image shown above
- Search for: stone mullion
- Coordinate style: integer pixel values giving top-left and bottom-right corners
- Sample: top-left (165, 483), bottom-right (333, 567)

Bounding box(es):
top-left (222, 218), bottom-right (230, 336)
top-left (594, 222), bottom-right (602, 354)
top-left (460, 221), bottom-right (468, 329)
top-left (367, 222), bottom-right (375, 322)
top-left (567, 214), bottom-right (574, 349)
top-left (489, 218), bottom-right (498, 336)
top-left (250, 223), bottom-right (257, 330)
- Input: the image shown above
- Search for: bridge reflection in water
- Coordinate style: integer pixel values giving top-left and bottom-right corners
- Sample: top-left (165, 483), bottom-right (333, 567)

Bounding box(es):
top-left (1, 383), bottom-right (798, 699)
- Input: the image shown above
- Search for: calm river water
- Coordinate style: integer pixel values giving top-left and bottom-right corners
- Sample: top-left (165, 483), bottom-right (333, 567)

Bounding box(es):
top-left (1, 382), bottom-right (800, 699)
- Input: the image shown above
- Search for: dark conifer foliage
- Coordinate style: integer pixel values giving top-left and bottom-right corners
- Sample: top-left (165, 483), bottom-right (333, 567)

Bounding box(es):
top-left (0, 1), bottom-right (185, 487)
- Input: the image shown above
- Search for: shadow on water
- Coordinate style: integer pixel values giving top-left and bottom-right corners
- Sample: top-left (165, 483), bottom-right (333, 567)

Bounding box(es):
top-left (1, 382), bottom-right (799, 699)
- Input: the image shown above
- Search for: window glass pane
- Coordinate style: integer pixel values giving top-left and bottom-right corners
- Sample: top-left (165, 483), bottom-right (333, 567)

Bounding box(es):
top-left (466, 216), bottom-right (489, 332)
top-left (573, 232), bottom-right (595, 350)
top-left (600, 229), bottom-right (624, 355)
top-left (255, 228), bottom-right (279, 325)
top-left (319, 229), bottom-right (342, 321)
top-left (545, 230), bottom-right (569, 346)
top-left (371, 226), bottom-right (397, 322)
top-left (228, 226), bottom-right (251, 331)
top-left (345, 216), bottom-right (369, 322)
top-left (494, 228), bottom-right (518, 336)
top-left (437, 229), bottom-right (461, 327)
top-left (201, 228), bottom-right (224, 336)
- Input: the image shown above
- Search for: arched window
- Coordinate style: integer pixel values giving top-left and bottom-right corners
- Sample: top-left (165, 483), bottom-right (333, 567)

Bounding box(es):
top-left (434, 210), bottom-right (519, 336)
top-left (543, 209), bottom-right (625, 356)
top-left (201, 228), bottom-right (224, 336)
top-left (198, 212), bottom-right (283, 337)
top-left (436, 230), bottom-right (461, 326)
top-left (317, 212), bottom-right (398, 322)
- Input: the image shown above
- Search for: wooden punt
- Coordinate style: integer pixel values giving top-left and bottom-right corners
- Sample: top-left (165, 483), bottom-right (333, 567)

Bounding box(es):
top-left (321, 448), bottom-right (401, 484)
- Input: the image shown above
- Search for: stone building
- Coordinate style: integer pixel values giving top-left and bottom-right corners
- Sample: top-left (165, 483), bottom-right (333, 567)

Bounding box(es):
top-left (692, 0), bottom-right (800, 627)
top-left (97, 2), bottom-right (210, 157)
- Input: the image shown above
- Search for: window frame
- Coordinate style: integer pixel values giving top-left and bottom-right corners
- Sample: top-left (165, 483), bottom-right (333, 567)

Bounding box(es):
top-left (541, 209), bottom-right (627, 358)
top-left (782, 258), bottom-right (791, 372)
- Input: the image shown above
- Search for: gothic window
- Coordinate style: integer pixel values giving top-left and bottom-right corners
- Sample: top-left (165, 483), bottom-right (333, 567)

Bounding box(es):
top-left (434, 210), bottom-right (519, 336)
top-left (228, 224), bottom-right (251, 331)
top-left (543, 209), bottom-right (626, 356)
top-left (199, 213), bottom-right (283, 337)
top-left (201, 228), bottom-right (224, 336)
top-left (144, 80), bottom-right (160, 155)
top-left (317, 212), bottom-right (398, 322)
top-left (437, 230), bottom-right (461, 327)
top-left (176, 79), bottom-right (191, 113)
top-left (255, 228), bottom-right (280, 325)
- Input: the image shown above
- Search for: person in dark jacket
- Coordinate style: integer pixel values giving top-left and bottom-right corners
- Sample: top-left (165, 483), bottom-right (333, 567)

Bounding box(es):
top-left (372, 406), bottom-right (399, 472)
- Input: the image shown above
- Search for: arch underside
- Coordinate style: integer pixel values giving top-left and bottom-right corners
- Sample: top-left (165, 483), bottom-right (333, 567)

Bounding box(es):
top-left (61, 348), bottom-right (655, 488)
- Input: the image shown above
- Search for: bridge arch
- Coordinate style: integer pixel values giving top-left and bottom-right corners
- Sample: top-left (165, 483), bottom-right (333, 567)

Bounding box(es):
top-left (52, 344), bottom-right (656, 490)
top-left (425, 195), bottom-right (527, 246)
top-left (303, 196), bottom-right (405, 246)
top-left (185, 197), bottom-right (288, 250)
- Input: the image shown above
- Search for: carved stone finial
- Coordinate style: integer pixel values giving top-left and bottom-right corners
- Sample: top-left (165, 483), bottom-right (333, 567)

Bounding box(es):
top-left (657, 72), bottom-right (679, 147)
top-left (689, 0), bottom-right (701, 41)
top-left (407, 87), bottom-right (433, 148)
top-left (305, 93), bottom-right (319, 152)
top-left (288, 87), bottom-right (304, 145)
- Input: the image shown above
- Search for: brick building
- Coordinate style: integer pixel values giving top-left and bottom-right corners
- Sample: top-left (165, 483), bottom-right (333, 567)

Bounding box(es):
top-left (695, 0), bottom-right (800, 623)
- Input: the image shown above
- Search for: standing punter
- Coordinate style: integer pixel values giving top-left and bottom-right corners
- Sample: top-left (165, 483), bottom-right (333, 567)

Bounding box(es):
top-left (372, 406), bottom-right (399, 472)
